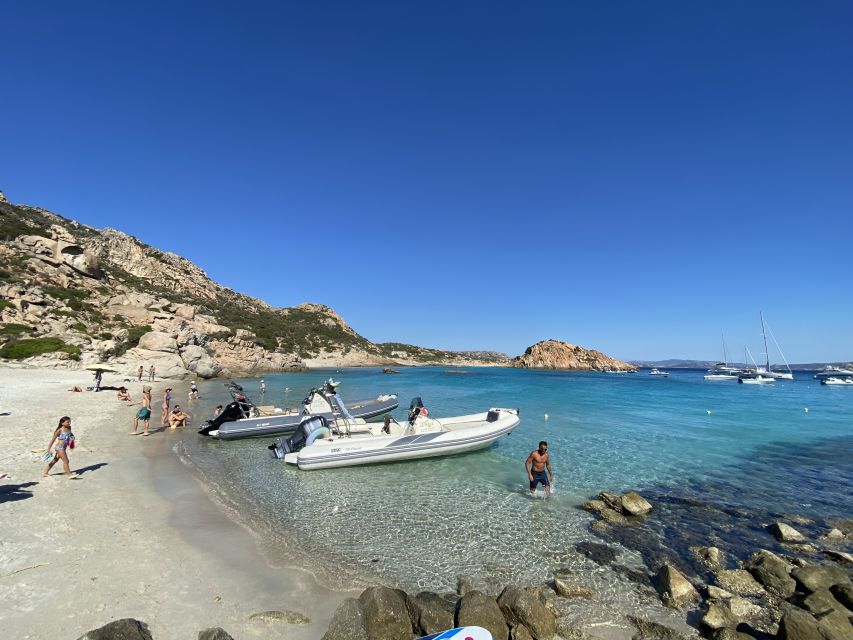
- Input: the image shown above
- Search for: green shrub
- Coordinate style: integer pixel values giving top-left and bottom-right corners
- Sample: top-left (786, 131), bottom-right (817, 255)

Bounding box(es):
top-left (99, 332), bottom-right (114, 340)
top-left (1, 323), bottom-right (34, 335)
top-left (0, 299), bottom-right (12, 310)
top-left (112, 324), bottom-right (152, 357)
top-left (0, 268), bottom-right (11, 279)
top-left (0, 337), bottom-right (80, 360)
top-left (71, 322), bottom-right (87, 332)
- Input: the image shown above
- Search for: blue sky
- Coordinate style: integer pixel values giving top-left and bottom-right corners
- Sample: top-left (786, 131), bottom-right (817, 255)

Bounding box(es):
top-left (2, 1), bottom-right (851, 362)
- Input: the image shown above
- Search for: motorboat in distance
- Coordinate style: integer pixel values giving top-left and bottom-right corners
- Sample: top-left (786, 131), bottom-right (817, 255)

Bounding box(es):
top-left (270, 397), bottom-right (519, 470)
top-left (738, 374), bottom-right (775, 384)
top-left (649, 368), bottom-right (669, 377)
top-left (198, 380), bottom-right (398, 440)
top-left (822, 377), bottom-right (853, 386)
top-left (814, 366), bottom-right (853, 380)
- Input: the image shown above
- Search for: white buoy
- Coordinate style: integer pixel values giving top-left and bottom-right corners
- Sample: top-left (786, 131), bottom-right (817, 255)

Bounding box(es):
top-left (544, 413), bottom-right (549, 420)
top-left (707, 410), bottom-right (712, 415)
top-left (804, 407), bottom-right (809, 413)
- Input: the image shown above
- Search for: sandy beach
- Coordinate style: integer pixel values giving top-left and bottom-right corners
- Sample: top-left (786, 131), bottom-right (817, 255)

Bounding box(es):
top-left (0, 366), bottom-right (353, 640)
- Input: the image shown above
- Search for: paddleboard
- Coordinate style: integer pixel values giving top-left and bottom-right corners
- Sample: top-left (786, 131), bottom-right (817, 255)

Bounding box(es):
top-left (418, 626), bottom-right (493, 640)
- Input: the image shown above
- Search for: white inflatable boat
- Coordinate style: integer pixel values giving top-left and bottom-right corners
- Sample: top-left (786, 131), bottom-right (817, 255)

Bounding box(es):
top-left (270, 398), bottom-right (519, 470)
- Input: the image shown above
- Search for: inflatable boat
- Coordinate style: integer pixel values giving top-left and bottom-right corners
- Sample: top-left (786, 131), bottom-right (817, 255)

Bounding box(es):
top-left (269, 398), bottom-right (519, 470)
top-left (198, 380), bottom-right (398, 440)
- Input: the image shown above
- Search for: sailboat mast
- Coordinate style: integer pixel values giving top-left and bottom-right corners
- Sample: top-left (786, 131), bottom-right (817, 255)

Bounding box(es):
top-left (721, 333), bottom-right (728, 367)
top-left (760, 312), bottom-right (770, 371)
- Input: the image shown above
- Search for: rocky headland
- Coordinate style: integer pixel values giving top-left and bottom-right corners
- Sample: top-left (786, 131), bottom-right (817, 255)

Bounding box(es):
top-left (0, 192), bottom-right (509, 378)
top-left (1, 193), bottom-right (637, 380)
top-left (512, 339), bottom-right (636, 372)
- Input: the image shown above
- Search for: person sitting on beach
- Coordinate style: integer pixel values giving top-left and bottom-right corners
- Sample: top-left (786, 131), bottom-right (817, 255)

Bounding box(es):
top-left (130, 386), bottom-right (152, 436)
top-left (169, 405), bottom-right (188, 429)
top-left (68, 386), bottom-right (83, 392)
top-left (116, 387), bottom-right (133, 402)
top-left (43, 416), bottom-right (79, 479)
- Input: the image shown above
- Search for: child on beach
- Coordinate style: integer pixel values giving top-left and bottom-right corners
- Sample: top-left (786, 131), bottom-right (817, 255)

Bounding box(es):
top-left (43, 416), bottom-right (78, 479)
top-left (117, 387), bottom-right (133, 402)
top-left (130, 386), bottom-right (152, 436)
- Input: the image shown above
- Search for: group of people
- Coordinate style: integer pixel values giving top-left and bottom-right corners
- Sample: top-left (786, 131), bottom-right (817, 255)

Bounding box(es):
top-left (135, 365), bottom-right (156, 382)
top-left (127, 384), bottom-right (194, 435)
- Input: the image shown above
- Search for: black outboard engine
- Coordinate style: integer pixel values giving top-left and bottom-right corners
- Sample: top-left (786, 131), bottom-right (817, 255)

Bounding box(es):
top-left (408, 397), bottom-right (425, 425)
top-left (198, 398), bottom-right (254, 436)
top-left (280, 415), bottom-right (330, 454)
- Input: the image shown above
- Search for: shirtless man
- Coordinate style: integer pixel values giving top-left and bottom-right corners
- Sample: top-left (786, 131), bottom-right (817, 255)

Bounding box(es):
top-left (525, 441), bottom-right (553, 496)
top-left (169, 405), bottom-right (188, 429)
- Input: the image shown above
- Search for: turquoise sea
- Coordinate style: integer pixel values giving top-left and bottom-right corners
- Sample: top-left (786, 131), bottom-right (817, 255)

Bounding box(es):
top-left (176, 367), bottom-right (852, 624)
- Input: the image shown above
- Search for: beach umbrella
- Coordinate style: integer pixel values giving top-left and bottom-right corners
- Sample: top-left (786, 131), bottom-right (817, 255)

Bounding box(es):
top-left (84, 364), bottom-right (118, 373)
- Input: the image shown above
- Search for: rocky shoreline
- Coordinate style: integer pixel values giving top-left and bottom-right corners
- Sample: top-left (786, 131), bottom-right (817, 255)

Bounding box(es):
top-left (73, 490), bottom-right (852, 640)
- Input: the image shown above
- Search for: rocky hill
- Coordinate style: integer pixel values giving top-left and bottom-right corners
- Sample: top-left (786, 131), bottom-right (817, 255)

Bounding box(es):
top-left (512, 339), bottom-right (635, 371)
top-left (0, 191), bottom-right (509, 378)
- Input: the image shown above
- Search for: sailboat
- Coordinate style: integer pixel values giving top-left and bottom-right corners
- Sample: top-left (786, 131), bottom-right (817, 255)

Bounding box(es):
top-left (704, 335), bottom-right (743, 380)
top-left (757, 313), bottom-right (794, 380)
top-left (739, 346), bottom-right (775, 384)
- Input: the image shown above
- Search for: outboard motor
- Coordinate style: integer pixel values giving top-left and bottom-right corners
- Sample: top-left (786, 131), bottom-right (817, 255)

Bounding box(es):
top-left (280, 415), bottom-right (330, 454)
top-left (408, 397), bottom-right (425, 425)
top-left (198, 398), bottom-right (254, 436)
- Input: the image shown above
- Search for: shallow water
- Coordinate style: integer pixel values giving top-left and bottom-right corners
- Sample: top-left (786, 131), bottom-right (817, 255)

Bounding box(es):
top-left (177, 367), bottom-right (852, 625)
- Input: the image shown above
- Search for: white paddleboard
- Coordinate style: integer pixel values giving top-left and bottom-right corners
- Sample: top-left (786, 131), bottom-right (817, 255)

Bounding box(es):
top-left (418, 626), bottom-right (493, 640)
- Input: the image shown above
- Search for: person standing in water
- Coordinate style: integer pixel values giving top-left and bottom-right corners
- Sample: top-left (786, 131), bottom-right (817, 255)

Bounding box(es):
top-left (161, 388), bottom-right (172, 426)
top-left (259, 379), bottom-right (266, 393)
top-left (148, 365), bottom-right (155, 382)
top-left (137, 365), bottom-right (144, 382)
top-left (43, 416), bottom-right (78, 479)
top-left (525, 441), bottom-right (553, 496)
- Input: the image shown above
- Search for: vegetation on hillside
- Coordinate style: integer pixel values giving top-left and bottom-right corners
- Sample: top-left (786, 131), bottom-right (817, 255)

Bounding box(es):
top-left (0, 337), bottom-right (80, 360)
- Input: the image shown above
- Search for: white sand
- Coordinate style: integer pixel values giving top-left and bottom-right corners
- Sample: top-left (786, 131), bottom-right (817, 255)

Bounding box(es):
top-left (0, 366), bottom-right (353, 639)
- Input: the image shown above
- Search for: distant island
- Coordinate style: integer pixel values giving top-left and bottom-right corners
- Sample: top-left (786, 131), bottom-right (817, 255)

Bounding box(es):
top-left (512, 339), bottom-right (635, 372)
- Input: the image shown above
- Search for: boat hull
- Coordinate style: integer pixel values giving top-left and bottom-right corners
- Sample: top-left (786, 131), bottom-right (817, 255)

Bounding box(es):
top-left (216, 396), bottom-right (399, 440)
top-left (286, 410), bottom-right (520, 470)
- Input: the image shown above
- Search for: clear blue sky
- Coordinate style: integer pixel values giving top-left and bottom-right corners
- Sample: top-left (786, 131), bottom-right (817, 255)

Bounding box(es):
top-left (2, 1), bottom-right (851, 362)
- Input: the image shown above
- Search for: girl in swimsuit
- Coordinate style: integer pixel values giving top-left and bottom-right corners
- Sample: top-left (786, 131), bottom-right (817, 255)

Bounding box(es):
top-left (43, 416), bottom-right (78, 479)
top-left (161, 388), bottom-right (172, 426)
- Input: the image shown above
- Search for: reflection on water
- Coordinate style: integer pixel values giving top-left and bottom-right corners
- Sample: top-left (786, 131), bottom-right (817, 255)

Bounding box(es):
top-left (177, 367), bottom-right (852, 627)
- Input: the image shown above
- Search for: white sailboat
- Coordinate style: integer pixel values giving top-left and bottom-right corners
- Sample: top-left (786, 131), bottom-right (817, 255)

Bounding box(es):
top-left (759, 313), bottom-right (793, 380)
top-left (704, 335), bottom-right (743, 380)
top-left (739, 346), bottom-right (775, 384)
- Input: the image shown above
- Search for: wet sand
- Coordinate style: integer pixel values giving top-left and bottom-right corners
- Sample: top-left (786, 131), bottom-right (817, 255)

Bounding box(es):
top-left (0, 366), bottom-right (354, 639)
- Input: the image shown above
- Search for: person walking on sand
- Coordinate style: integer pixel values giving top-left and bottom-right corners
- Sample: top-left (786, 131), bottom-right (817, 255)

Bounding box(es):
top-left (148, 365), bottom-right (155, 382)
top-left (130, 386), bottom-right (152, 436)
top-left (43, 416), bottom-right (79, 479)
top-left (525, 441), bottom-right (553, 496)
top-left (161, 388), bottom-right (172, 426)
top-left (137, 365), bottom-right (143, 382)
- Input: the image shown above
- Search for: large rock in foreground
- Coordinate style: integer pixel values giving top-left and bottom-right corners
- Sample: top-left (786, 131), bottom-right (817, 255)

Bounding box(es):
top-left (76, 619), bottom-right (153, 640)
top-left (511, 339), bottom-right (635, 371)
top-left (497, 584), bottom-right (557, 639)
top-left (656, 564), bottom-right (700, 608)
top-left (457, 590), bottom-right (509, 640)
